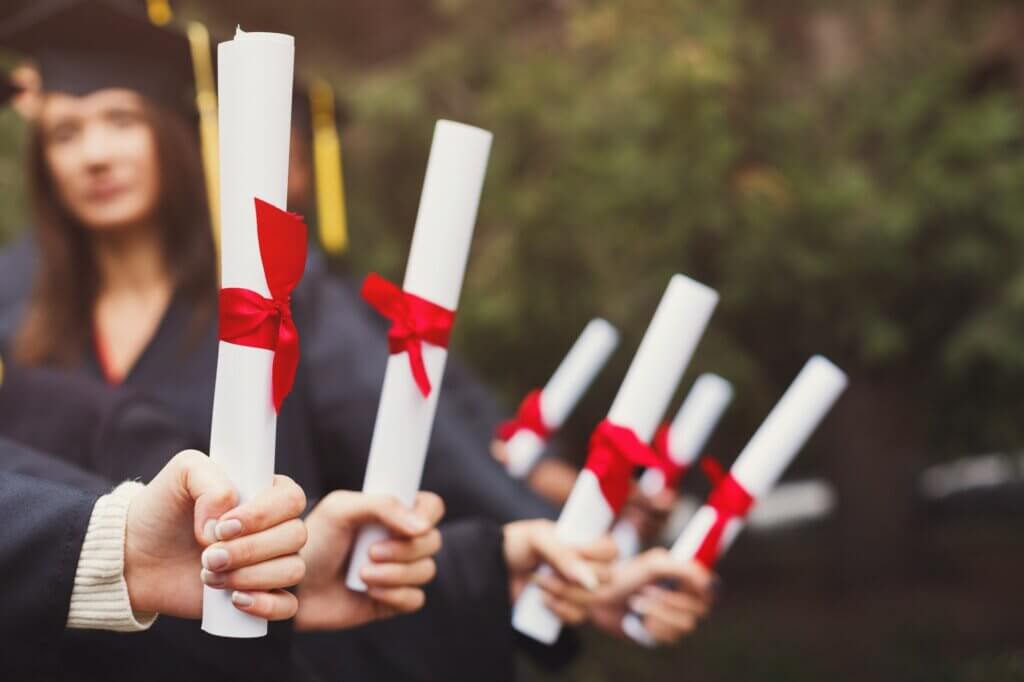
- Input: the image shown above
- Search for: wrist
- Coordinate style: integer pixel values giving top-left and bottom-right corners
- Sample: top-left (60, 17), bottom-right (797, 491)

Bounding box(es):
top-left (121, 484), bottom-right (157, 616)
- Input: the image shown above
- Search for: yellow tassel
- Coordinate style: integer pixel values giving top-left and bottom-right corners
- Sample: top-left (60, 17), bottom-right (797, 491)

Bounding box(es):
top-left (309, 78), bottom-right (348, 256)
top-left (146, 0), bottom-right (173, 26)
top-left (186, 22), bottom-right (221, 257)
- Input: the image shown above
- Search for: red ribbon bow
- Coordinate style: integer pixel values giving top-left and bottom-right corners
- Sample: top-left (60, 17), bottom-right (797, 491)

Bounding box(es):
top-left (651, 423), bottom-right (688, 490)
top-left (584, 420), bottom-right (667, 514)
top-left (495, 389), bottom-right (551, 442)
top-left (219, 199), bottom-right (308, 413)
top-left (693, 457), bottom-right (754, 569)
top-left (362, 273), bottom-right (456, 397)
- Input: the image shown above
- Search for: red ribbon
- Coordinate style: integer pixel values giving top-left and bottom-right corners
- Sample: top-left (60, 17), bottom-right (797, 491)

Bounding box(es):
top-left (693, 457), bottom-right (755, 569)
top-left (362, 273), bottom-right (456, 397)
top-left (651, 423), bottom-right (687, 489)
top-left (583, 420), bottom-right (666, 514)
top-left (495, 389), bottom-right (551, 442)
top-left (219, 198), bottom-right (308, 413)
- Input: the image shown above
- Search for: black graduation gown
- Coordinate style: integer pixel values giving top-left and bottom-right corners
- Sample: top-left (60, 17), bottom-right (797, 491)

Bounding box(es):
top-left (296, 518), bottom-right (516, 682)
top-left (0, 456), bottom-right (98, 678)
top-left (0, 362), bottom-right (195, 480)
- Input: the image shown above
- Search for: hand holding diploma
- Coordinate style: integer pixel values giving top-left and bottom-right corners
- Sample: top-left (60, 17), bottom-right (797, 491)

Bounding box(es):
top-left (126, 451), bottom-right (307, 621)
top-left (205, 27), bottom-right (303, 637)
top-left (503, 520), bottom-right (618, 625)
top-left (512, 274), bottom-right (718, 644)
top-left (345, 120), bottom-right (492, 592)
top-left (295, 492), bottom-right (445, 631)
top-left (622, 355), bottom-right (848, 646)
top-left (590, 548), bottom-right (715, 646)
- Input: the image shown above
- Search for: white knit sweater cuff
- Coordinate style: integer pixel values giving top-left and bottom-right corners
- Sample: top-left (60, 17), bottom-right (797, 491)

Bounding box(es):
top-left (66, 481), bottom-right (158, 632)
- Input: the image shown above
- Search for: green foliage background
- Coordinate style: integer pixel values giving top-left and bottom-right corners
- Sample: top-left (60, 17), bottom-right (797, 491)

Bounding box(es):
top-left (331, 0), bottom-right (1024, 460)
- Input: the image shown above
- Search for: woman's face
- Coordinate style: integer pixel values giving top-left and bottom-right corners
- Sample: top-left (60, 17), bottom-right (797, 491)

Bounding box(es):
top-left (39, 88), bottom-right (161, 233)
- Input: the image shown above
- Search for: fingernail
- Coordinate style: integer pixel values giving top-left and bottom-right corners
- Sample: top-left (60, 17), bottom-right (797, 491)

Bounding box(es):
top-left (370, 543), bottom-right (393, 561)
top-left (231, 591), bottom-right (254, 608)
top-left (215, 519), bottom-right (243, 541)
top-left (630, 596), bottom-right (649, 614)
top-left (405, 514), bottom-right (429, 533)
top-left (571, 562), bottom-right (599, 591)
top-left (203, 520), bottom-right (217, 544)
top-left (201, 568), bottom-right (226, 588)
top-left (202, 547), bottom-right (229, 571)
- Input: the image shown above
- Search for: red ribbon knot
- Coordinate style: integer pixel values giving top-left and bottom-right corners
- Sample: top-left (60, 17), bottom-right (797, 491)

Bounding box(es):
top-left (584, 420), bottom-right (666, 513)
top-left (362, 273), bottom-right (456, 397)
top-left (693, 457), bottom-right (754, 569)
top-left (219, 198), bottom-right (308, 413)
top-left (496, 389), bottom-right (551, 442)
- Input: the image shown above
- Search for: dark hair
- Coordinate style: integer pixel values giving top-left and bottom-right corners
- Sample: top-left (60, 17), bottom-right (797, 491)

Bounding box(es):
top-left (13, 98), bottom-right (216, 366)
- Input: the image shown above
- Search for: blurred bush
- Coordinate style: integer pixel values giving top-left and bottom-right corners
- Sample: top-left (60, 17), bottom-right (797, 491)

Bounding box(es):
top-left (333, 0), bottom-right (1024, 466)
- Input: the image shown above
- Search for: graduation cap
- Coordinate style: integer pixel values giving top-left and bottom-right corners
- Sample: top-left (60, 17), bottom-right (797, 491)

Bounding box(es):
top-left (0, 0), bottom-right (195, 115)
top-left (0, 0), bottom-right (223, 242)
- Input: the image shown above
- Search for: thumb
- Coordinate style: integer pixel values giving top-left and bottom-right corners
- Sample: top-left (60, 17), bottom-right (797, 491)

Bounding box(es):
top-left (532, 528), bottom-right (600, 591)
top-left (170, 450), bottom-right (239, 546)
top-left (596, 549), bottom-right (669, 601)
top-left (322, 491), bottom-right (432, 538)
top-left (610, 549), bottom-right (713, 601)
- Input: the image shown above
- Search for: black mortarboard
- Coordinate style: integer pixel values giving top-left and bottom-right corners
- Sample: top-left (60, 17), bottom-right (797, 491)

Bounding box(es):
top-left (0, 0), bottom-right (194, 114)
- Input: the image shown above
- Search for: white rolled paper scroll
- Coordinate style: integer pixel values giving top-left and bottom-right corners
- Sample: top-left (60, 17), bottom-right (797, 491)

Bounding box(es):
top-left (640, 373), bottom-right (734, 496)
top-left (202, 28), bottom-right (294, 639)
top-left (612, 374), bottom-right (734, 558)
top-left (623, 355), bottom-right (848, 646)
top-left (345, 120), bottom-right (492, 592)
top-left (505, 318), bottom-right (620, 478)
top-left (512, 274), bottom-right (719, 644)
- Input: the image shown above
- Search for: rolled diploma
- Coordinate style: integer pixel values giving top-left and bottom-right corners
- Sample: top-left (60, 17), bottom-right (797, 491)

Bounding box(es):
top-left (640, 373), bottom-right (734, 496)
top-left (512, 274), bottom-right (718, 644)
top-left (202, 29), bottom-right (293, 639)
top-left (614, 374), bottom-right (734, 558)
top-left (345, 121), bottom-right (492, 592)
top-left (506, 318), bottom-right (620, 478)
top-left (623, 355), bottom-right (848, 646)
